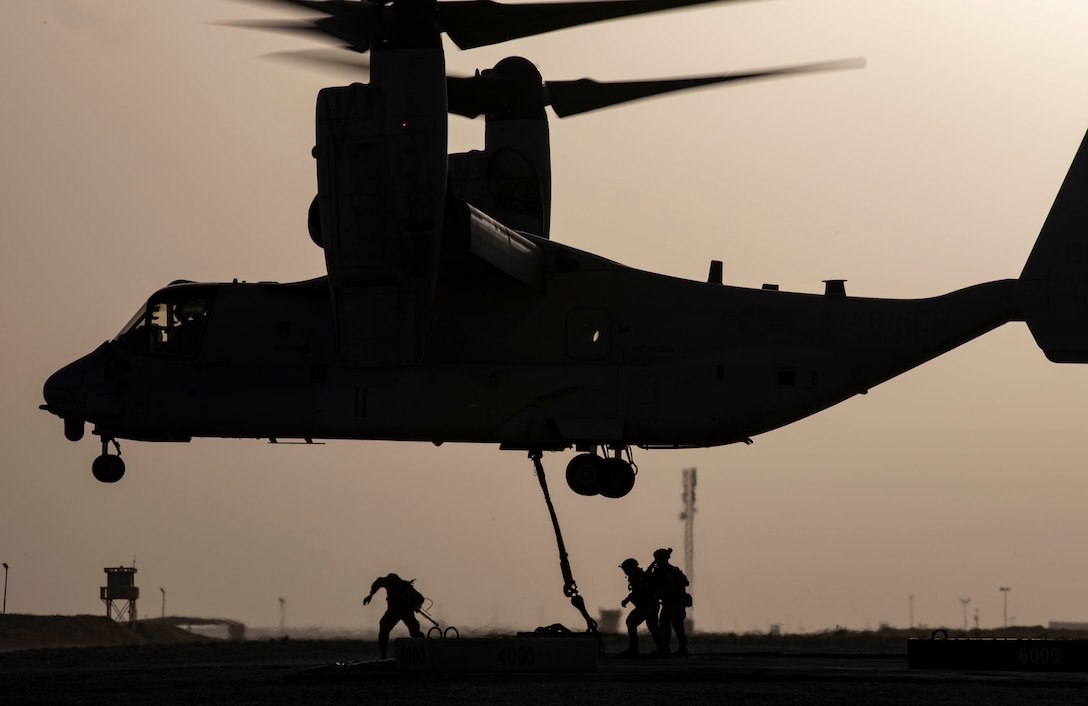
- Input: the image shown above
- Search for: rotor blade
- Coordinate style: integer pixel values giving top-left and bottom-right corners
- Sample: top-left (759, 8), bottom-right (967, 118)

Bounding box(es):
top-left (236, 0), bottom-right (341, 10)
top-left (438, 0), bottom-right (758, 50)
top-left (261, 48), bottom-right (372, 78)
top-left (218, 1), bottom-right (383, 53)
top-left (545, 58), bottom-right (866, 117)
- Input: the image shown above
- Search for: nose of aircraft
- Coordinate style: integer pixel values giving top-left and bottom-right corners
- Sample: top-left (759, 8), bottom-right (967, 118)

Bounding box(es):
top-left (43, 358), bottom-right (85, 421)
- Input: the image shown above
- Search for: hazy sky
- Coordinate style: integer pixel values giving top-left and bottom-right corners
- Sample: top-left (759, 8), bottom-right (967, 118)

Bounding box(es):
top-left (5, 0), bottom-right (1088, 636)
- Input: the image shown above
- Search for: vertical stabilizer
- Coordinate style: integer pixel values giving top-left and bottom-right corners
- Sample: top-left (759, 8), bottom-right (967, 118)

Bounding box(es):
top-left (1019, 127), bottom-right (1088, 362)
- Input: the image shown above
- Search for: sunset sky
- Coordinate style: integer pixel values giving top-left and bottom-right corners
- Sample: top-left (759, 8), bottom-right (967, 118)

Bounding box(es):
top-left (5, 0), bottom-right (1088, 636)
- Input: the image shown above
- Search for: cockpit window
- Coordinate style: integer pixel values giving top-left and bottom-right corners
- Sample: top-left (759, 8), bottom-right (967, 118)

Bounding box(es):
top-left (114, 296), bottom-right (212, 356)
top-left (114, 304), bottom-right (150, 352)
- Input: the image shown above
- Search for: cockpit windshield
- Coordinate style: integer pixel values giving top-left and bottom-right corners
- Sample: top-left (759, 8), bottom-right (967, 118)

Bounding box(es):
top-left (114, 289), bottom-right (214, 356)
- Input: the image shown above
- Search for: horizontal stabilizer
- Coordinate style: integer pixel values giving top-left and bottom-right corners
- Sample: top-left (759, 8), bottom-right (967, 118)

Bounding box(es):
top-left (1019, 127), bottom-right (1088, 362)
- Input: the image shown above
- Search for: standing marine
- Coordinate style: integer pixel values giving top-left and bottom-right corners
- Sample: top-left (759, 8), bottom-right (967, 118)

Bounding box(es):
top-left (618, 557), bottom-right (661, 657)
top-left (363, 572), bottom-right (425, 659)
top-left (648, 547), bottom-right (691, 656)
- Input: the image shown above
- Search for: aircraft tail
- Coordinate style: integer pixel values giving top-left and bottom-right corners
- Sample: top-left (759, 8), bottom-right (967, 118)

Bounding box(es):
top-left (1018, 126), bottom-right (1088, 362)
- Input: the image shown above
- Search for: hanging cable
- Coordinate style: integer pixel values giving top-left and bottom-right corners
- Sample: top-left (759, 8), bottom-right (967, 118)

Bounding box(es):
top-left (529, 451), bottom-right (599, 637)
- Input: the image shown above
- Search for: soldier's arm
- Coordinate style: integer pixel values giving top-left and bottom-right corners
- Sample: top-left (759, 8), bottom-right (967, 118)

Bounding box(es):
top-left (363, 577), bottom-right (386, 605)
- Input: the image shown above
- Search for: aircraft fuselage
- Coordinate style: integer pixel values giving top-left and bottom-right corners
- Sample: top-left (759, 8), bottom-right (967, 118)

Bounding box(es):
top-left (43, 232), bottom-right (1022, 453)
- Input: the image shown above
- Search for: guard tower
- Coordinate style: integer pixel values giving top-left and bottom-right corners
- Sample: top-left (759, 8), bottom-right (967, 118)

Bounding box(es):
top-left (101, 566), bottom-right (139, 626)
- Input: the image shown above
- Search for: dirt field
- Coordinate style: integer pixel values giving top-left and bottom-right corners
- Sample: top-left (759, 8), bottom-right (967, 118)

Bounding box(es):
top-left (3, 616), bottom-right (1088, 705)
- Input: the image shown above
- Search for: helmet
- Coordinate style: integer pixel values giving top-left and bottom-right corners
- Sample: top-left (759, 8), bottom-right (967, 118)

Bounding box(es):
top-left (181, 300), bottom-right (205, 315)
top-left (653, 548), bottom-right (673, 562)
top-left (619, 558), bottom-right (639, 572)
top-left (175, 300), bottom-right (205, 322)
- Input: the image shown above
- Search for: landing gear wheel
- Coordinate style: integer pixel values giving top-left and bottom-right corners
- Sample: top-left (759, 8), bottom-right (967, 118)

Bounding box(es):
top-left (599, 457), bottom-right (635, 499)
top-left (565, 453), bottom-right (603, 496)
top-left (92, 454), bottom-right (125, 483)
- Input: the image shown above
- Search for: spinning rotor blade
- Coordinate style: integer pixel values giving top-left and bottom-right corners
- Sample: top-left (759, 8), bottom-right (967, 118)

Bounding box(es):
top-left (228, 0), bottom-right (754, 52)
top-left (250, 46), bottom-right (863, 120)
top-left (223, 1), bottom-right (385, 53)
top-left (438, 0), bottom-right (754, 50)
top-left (444, 57), bottom-right (865, 120)
top-left (545, 57), bottom-right (866, 117)
top-left (262, 48), bottom-right (372, 77)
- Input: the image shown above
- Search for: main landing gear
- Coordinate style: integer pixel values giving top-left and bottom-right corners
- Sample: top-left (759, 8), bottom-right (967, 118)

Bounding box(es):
top-left (91, 437), bottom-right (125, 483)
top-left (564, 446), bottom-right (636, 498)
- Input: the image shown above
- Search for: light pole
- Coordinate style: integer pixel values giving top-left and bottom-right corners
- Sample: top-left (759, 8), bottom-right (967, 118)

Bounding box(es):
top-left (2, 563), bottom-right (7, 615)
top-left (279, 597), bottom-right (286, 637)
top-left (959, 598), bottom-right (971, 632)
top-left (999, 587), bottom-right (1011, 628)
top-left (160, 588), bottom-right (165, 623)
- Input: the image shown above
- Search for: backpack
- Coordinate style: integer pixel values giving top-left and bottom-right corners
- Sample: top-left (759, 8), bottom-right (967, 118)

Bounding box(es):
top-left (655, 565), bottom-right (689, 600)
top-left (400, 580), bottom-right (425, 611)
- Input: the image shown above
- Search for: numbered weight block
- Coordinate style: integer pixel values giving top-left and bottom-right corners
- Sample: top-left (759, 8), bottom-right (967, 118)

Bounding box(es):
top-left (908, 637), bottom-right (1088, 671)
top-left (393, 636), bottom-right (598, 673)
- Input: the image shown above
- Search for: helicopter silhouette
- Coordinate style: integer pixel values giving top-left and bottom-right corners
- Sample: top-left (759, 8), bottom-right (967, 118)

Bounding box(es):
top-left (41, 0), bottom-right (1088, 499)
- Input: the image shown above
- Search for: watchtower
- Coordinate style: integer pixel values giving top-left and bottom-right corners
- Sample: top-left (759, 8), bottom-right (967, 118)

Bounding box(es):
top-left (101, 566), bottom-right (139, 626)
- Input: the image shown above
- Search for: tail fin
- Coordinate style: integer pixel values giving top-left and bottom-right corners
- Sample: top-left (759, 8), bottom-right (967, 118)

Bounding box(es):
top-left (1019, 127), bottom-right (1088, 362)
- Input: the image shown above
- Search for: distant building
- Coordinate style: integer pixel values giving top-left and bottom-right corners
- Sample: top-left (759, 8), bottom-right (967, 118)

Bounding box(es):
top-left (1048, 622), bottom-right (1088, 631)
top-left (598, 609), bottom-right (621, 634)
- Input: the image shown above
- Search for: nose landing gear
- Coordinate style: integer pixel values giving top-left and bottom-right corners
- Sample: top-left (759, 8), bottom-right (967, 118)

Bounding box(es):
top-left (91, 437), bottom-right (126, 483)
top-left (564, 446), bottom-right (636, 498)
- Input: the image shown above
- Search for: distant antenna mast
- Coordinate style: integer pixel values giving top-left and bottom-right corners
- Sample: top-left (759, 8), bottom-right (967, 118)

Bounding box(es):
top-left (680, 468), bottom-right (697, 605)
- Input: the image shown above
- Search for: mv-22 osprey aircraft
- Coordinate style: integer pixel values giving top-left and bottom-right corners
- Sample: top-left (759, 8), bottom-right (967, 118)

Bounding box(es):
top-left (41, 0), bottom-right (1088, 498)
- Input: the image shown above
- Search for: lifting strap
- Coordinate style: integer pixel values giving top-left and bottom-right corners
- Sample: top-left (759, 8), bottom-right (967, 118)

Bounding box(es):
top-left (530, 451), bottom-right (599, 635)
